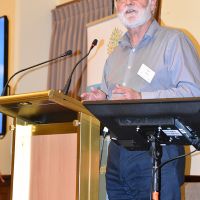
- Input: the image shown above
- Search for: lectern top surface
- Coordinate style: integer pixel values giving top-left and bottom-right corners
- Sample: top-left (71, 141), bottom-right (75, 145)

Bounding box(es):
top-left (0, 90), bottom-right (91, 124)
top-left (83, 98), bottom-right (200, 150)
top-left (83, 97), bottom-right (200, 118)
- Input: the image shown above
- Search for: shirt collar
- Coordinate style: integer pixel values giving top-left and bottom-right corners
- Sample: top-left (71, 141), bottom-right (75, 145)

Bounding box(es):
top-left (119, 20), bottom-right (160, 48)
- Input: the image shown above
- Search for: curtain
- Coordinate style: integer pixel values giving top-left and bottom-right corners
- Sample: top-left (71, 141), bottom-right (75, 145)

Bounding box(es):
top-left (47, 0), bottom-right (113, 99)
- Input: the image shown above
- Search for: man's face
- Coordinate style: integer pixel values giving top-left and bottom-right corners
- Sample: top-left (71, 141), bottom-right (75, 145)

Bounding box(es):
top-left (116, 0), bottom-right (154, 29)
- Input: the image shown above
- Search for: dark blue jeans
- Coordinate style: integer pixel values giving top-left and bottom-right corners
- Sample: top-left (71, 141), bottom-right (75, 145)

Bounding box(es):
top-left (106, 141), bottom-right (185, 200)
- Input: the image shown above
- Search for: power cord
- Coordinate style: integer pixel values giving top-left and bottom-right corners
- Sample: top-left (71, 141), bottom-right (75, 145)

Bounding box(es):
top-left (157, 149), bottom-right (197, 171)
top-left (150, 149), bottom-right (197, 200)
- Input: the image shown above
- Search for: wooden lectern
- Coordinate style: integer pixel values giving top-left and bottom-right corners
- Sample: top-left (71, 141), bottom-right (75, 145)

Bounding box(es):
top-left (0, 90), bottom-right (100, 200)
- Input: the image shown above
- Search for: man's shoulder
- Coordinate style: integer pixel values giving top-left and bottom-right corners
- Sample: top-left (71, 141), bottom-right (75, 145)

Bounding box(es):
top-left (158, 25), bottom-right (185, 39)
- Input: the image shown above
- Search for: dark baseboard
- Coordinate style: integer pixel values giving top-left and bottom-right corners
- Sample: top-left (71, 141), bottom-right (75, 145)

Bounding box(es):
top-left (0, 175), bottom-right (11, 185)
top-left (0, 175), bottom-right (11, 200)
top-left (185, 175), bottom-right (200, 182)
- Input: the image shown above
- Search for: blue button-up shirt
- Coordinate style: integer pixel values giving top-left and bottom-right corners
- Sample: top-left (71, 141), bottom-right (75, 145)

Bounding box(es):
top-left (101, 20), bottom-right (200, 99)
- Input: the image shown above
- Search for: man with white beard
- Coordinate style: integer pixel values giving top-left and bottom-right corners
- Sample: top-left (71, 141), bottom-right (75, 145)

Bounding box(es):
top-left (81, 0), bottom-right (200, 199)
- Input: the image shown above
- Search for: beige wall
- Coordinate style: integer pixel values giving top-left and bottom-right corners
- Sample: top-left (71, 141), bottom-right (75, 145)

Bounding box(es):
top-left (56, 0), bottom-right (75, 5)
top-left (14, 0), bottom-right (56, 94)
top-left (161, 0), bottom-right (200, 55)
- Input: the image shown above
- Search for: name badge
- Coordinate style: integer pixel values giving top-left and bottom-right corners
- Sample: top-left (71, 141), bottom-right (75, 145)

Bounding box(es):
top-left (137, 64), bottom-right (155, 83)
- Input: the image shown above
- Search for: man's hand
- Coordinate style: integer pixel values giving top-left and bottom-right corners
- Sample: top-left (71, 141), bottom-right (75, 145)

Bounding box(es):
top-left (112, 84), bottom-right (141, 100)
top-left (81, 87), bottom-right (106, 101)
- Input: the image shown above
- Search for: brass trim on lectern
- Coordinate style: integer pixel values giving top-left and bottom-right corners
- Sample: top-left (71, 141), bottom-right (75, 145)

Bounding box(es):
top-left (0, 90), bottom-right (52, 104)
top-left (76, 112), bottom-right (100, 200)
top-left (49, 90), bottom-right (92, 116)
top-left (31, 122), bottom-right (77, 135)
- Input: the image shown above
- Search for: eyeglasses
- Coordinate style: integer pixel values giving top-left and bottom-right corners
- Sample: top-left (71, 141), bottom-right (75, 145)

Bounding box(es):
top-left (116, 0), bottom-right (141, 4)
top-left (116, 0), bottom-right (130, 4)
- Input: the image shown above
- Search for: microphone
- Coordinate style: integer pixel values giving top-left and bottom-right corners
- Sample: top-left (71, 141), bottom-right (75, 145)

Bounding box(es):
top-left (1, 50), bottom-right (73, 96)
top-left (62, 39), bottom-right (98, 95)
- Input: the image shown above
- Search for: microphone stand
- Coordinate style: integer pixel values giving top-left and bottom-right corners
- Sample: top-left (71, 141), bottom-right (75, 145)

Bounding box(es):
top-left (1, 50), bottom-right (72, 96)
top-left (62, 39), bottom-right (98, 95)
top-left (62, 50), bottom-right (91, 95)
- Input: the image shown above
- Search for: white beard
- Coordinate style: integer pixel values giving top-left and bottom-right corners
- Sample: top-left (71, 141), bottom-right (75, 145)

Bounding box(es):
top-left (118, 1), bottom-right (152, 29)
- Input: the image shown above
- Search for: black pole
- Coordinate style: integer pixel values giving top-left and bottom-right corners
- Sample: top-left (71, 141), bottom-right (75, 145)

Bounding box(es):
top-left (151, 128), bottom-right (162, 200)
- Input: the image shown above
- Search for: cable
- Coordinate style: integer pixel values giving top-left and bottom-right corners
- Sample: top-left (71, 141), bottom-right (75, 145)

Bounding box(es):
top-left (157, 149), bottom-right (197, 173)
top-left (150, 148), bottom-right (197, 200)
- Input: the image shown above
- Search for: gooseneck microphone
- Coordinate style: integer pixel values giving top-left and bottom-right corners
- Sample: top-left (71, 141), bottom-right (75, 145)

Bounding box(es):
top-left (1, 50), bottom-right (73, 96)
top-left (62, 39), bottom-right (98, 95)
